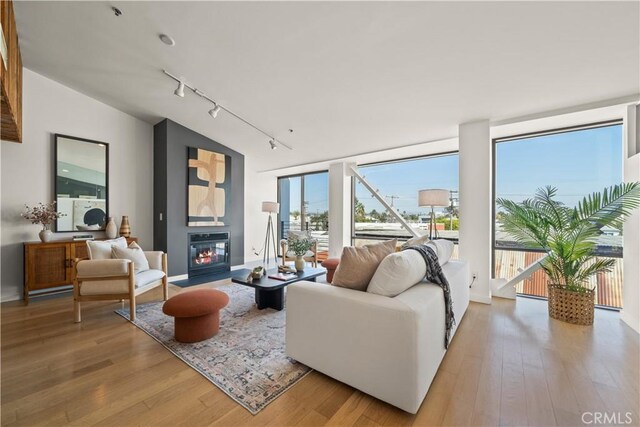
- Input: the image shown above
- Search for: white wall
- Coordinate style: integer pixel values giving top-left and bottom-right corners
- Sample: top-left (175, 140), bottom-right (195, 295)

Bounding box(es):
top-left (328, 162), bottom-right (352, 257)
top-left (0, 69), bottom-right (153, 302)
top-left (622, 105), bottom-right (640, 333)
top-left (459, 120), bottom-right (492, 304)
top-left (243, 156), bottom-right (278, 264)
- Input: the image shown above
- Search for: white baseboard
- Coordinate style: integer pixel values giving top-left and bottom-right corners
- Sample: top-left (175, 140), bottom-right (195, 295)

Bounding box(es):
top-left (620, 310), bottom-right (640, 334)
top-left (470, 292), bottom-right (492, 305)
top-left (1, 292), bottom-right (21, 303)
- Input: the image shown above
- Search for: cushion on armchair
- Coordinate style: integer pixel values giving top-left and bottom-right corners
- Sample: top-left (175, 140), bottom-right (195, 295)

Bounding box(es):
top-left (112, 242), bottom-right (150, 273)
top-left (76, 259), bottom-right (131, 278)
top-left (86, 237), bottom-right (127, 260)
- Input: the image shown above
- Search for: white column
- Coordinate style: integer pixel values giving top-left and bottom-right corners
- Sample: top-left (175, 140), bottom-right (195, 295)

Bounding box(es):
top-left (328, 162), bottom-right (352, 258)
top-left (622, 105), bottom-right (640, 333)
top-left (459, 120), bottom-right (492, 304)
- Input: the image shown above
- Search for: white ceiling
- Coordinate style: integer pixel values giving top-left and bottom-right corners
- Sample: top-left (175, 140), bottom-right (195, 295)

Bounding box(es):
top-left (14, 1), bottom-right (640, 170)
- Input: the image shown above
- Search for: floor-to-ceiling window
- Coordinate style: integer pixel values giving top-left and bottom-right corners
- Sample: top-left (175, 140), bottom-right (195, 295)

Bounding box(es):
top-left (352, 153), bottom-right (459, 257)
top-left (277, 171), bottom-right (329, 258)
top-left (493, 120), bottom-right (624, 308)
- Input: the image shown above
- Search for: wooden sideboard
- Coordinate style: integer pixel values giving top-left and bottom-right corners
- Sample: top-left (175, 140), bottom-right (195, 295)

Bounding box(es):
top-left (23, 237), bottom-right (137, 304)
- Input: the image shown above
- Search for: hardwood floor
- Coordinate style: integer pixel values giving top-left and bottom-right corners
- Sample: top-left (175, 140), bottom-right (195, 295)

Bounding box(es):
top-left (2, 283), bottom-right (639, 426)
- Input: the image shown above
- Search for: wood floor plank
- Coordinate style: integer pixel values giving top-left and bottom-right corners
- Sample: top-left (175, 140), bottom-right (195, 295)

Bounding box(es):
top-left (2, 287), bottom-right (639, 427)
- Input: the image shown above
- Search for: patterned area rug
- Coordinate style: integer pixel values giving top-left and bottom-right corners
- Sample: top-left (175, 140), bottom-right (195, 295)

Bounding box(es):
top-left (115, 284), bottom-right (311, 414)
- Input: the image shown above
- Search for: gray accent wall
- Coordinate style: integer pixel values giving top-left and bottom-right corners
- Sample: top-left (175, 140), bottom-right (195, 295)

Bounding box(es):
top-left (153, 119), bottom-right (245, 276)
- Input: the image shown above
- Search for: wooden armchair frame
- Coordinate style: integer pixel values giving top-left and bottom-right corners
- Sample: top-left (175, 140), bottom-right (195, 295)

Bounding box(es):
top-left (72, 253), bottom-right (168, 322)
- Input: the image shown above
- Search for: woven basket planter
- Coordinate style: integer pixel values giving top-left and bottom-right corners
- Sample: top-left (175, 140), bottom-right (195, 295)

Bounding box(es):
top-left (547, 284), bottom-right (595, 325)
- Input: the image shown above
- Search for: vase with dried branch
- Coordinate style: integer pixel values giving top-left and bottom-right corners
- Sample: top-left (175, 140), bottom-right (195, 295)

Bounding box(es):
top-left (21, 201), bottom-right (66, 242)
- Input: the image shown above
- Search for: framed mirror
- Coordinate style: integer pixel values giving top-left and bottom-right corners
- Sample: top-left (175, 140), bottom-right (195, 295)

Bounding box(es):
top-left (55, 134), bottom-right (109, 232)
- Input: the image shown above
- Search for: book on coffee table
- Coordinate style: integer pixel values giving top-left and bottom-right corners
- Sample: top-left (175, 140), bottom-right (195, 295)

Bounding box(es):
top-left (268, 272), bottom-right (298, 281)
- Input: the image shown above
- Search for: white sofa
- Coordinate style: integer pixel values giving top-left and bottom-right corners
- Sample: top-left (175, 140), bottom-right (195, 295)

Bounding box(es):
top-left (285, 259), bottom-right (470, 414)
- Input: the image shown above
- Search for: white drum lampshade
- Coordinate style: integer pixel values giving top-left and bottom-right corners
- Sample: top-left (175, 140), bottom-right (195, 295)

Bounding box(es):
top-left (418, 189), bottom-right (450, 207)
top-left (261, 201), bottom-right (280, 213)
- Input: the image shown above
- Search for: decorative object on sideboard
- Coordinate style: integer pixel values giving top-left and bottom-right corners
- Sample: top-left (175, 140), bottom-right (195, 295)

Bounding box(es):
top-left (119, 215), bottom-right (131, 237)
top-left (260, 201), bottom-right (279, 266)
top-left (497, 183), bottom-right (640, 325)
top-left (286, 235), bottom-right (314, 272)
top-left (188, 147), bottom-right (231, 227)
top-left (418, 189), bottom-right (450, 240)
top-left (105, 217), bottom-right (117, 239)
top-left (21, 201), bottom-right (65, 242)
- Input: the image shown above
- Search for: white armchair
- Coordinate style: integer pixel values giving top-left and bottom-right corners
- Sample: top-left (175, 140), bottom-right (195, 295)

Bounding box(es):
top-left (73, 251), bottom-right (168, 322)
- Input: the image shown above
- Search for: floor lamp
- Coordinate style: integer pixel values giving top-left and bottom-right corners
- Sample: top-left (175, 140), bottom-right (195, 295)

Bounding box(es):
top-left (261, 201), bottom-right (279, 266)
top-left (418, 189), bottom-right (450, 240)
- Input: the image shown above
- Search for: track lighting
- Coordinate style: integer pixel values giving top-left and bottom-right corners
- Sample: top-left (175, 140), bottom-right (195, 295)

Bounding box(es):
top-left (163, 70), bottom-right (293, 150)
top-left (174, 81), bottom-right (185, 97)
top-left (208, 105), bottom-right (221, 118)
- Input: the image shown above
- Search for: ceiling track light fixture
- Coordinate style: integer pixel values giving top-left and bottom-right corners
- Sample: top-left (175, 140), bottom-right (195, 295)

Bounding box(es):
top-left (208, 104), bottom-right (221, 118)
top-left (174, 81), bottom-right (185, 97)
top-left (163, 70), bottom-right (293, 151)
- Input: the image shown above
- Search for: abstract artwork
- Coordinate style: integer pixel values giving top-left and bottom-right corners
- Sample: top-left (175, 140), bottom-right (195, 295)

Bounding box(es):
top-left (188, 147), bottom-right (231, 226)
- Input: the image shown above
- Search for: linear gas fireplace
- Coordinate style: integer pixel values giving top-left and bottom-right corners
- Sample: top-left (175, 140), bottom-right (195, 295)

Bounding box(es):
top-left (188, 232), bottom-right (230, 277)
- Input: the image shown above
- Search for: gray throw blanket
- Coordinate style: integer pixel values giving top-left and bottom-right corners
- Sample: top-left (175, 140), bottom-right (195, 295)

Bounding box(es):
top-left (403, 244), bottom-right (455, 349)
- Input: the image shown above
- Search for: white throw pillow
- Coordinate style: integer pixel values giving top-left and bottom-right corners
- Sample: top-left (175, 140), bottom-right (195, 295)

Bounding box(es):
top-left (86, 237), bottom-right (127, 260)
top-left (111, 242), bottom-right (149, 273)
top-left (367, 250), bottom-right (427, 297)
top-left (400, 234), bottom-right (429, 250)
top-left (427, 239), bottom-right (454, 266)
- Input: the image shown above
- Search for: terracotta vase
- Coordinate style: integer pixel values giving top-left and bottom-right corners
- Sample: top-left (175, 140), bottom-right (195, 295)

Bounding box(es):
top-left (105, 217), bottom-right (117, 239)
top-left (119, 215), bottom-right (131, 237)
top-left (295, 255), bottom-right (305, 272)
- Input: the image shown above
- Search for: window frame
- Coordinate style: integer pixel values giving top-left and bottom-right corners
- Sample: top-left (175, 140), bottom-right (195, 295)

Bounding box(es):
top-left (491, 119), bottom-right (624, 279)
top-left (350, 150), bottom-right (460, 245)
top-left (276, 169), bottom-right (329, 248)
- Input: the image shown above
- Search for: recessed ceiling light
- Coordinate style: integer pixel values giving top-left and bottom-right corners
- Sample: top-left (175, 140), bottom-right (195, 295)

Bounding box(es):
top-left (159, 34), bottom-right (175, 46)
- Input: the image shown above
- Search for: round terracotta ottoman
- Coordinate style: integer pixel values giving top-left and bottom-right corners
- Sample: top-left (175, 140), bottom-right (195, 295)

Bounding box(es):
top-left (162, 289), bottom-right (229, 343)
top-left (321, 258), bottom-right (340, 283)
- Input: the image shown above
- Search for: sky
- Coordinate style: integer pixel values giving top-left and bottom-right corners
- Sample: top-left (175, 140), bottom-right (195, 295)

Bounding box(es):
top-left (280, 123), bottom-right (623, 217)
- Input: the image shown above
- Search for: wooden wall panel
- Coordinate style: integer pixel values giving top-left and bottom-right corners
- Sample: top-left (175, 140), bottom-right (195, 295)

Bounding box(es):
top-left (0, 0), bottom-right (22, 143)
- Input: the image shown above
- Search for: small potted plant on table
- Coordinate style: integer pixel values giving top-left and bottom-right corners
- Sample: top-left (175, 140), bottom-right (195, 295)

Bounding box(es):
top-left (287, 235), bottom-right (314, 272)
top-left (497, 183), bottom-right (640, 325)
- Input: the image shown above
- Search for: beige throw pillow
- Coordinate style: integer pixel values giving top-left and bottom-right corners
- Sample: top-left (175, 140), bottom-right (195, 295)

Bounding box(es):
top-left (331, 239), bottom-right (397, 291)
top-left (111, 242), bottom-right (149, 273)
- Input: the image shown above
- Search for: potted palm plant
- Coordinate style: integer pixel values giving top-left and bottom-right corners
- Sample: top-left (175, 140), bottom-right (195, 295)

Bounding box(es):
top-left (497, 183), bottom-right (640, 325)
